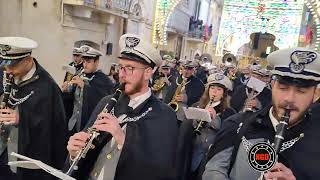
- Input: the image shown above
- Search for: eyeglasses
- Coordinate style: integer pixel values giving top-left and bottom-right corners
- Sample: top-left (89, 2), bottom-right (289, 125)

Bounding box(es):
top-left (115, 64), bottom-right (147, 74)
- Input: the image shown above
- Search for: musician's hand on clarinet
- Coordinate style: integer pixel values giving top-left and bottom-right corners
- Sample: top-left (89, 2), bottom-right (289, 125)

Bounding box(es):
top-left (60, 81), bottom-right (69, 92)
top-left (67, 132), bottom-right (90, 158)
top-left (206, 107), bottom-right (217, 119)
top-left (93, 112), bottom-right (125, 147)
top-left (0, 108), bottom-right (19, 125)
top-left (70, 75), bottom-right (84, 89)
top-left (264, 163), bottom-right (296, 180)
top-left (246, 98), bottom-right (257, 109)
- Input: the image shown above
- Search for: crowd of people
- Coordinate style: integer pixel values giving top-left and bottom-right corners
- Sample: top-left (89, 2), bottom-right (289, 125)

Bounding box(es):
top-left (0, 34), bottom-right (319, 180)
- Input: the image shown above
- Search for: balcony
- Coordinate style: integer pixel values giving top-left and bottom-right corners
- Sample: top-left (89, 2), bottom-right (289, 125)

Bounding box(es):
top-left (62, 0), bottom-right (129, 19)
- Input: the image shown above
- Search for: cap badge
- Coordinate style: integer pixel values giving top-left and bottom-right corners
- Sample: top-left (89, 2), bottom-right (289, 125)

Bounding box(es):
top-left (290, 50), bottom-right (317, 73)
top-left (125, 37), bottom-right (140, 48)
top-left (81, 46), bottom-right (90, 53)
top-left (215, 73), bottom-right (225, 81)
top-left (0, 45), bottom-right (11, 56)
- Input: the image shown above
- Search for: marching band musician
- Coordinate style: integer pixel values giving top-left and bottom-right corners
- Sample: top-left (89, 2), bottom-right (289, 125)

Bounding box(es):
top-left (63, 47), bottom-right (83, 82)
top-left (230, 65), bottom-right (271, 112)
top-left (190, 73), bottom-right (236, 180)
top-left (66, 34), bottom-right (179, 180)
top-left (233, 65), bottom-right (251, 90)
top-left (164, 59), bottom-right (205, 121)
top-left (203, 47), bottom-right (320, 180)
top-left (61, 45), bottom-right (114, 134)
top-left (152, 60), bottom-right (176, 101)
top-left (0, 37), bottom-right (68, 180)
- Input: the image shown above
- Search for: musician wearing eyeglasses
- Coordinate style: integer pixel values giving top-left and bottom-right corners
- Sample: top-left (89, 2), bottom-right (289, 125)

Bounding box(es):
top-left (61, 45), bottom-right (113, 134)
top-left (203, 48), bottom-right (320, 180)
top-left (0, 37), bottom-right (68, 180)
top-left (190, 73), bottom-right (236, 179)
top-left (164, 60), bottom-right (205, 121)
top-left (66, 34), bottom-right (179, 180)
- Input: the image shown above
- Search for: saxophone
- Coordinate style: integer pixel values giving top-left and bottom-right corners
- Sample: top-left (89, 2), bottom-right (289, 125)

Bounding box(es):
top-left (168, 77), bottom-right (187, 112)
top-left (64, 83), bottom-right (125, 179)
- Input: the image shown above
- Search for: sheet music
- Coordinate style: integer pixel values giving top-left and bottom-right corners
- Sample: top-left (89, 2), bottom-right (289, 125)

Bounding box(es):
top-left (246, 77), bottom-right (266, 93)
top-left (62, 65), bottom-right (76, 75)
top-left (8, 152), bottom-right (76, 180)
top-left (183, 107), bottom-right (212, 122)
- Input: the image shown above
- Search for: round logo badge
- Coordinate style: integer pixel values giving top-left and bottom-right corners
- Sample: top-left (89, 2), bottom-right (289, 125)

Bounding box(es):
top-left (289, 62), bottom-right (304, 74)
top-left (214, 73), bottom-right (224, 81)
top-left (0, 45), bottom-right (11, 56)
top-left (125, 37), bottom-right (140, 48)
top-left (248, 142), bottom-right (276, 172)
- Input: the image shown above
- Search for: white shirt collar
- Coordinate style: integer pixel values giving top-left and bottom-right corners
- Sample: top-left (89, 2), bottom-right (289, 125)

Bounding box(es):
top-left (269, 107), bottom-right (279, 132)
top-left (128, 88), bottom-right (152, 109)
top-left (15, 62), bottom-right (36, 84)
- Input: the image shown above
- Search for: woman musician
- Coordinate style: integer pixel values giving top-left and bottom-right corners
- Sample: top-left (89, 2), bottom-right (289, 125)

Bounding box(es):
top-left (190, 73), bottom-right (236, 180)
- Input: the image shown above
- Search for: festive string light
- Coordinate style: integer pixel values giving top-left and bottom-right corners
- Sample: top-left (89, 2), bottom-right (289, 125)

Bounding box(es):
top-left (305, 0), bottom-right (320, 51)
top-left (216, 0), bottom-right (304, 56)
top-left (152, 0), bottom-right (181, 46)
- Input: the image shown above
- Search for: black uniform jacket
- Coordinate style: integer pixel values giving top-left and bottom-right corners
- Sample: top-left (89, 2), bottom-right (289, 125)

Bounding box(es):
top-left (0, 59), bottom-right (68, 180)
top-left (63, 70), bottom-right (114, 131)
top-left (164, 75), bottom-right (205, 106)
top-left (205, 105), bottom-right (320, 180)
top-left (230, 84), bottom-right (271, 112)
top-left (85, 94), bottom-right (180, 180)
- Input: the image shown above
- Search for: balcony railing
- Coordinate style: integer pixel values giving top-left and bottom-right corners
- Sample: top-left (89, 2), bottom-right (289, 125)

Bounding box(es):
top-left (82, 0), bottom-right (130, 12)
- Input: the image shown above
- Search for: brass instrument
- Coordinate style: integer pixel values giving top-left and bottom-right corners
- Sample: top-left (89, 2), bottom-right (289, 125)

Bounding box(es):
top-left (168, 77), bottom-right (187, 112)
top-left (222, 53), bottom-right (237, 67)
top-left (152, 77), bottom-right (166, 92)
top-left (65, 83), bottom-right (125, 179)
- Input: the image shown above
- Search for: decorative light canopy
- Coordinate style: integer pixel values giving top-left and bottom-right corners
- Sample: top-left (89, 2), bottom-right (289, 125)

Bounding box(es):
top-left (304, 0), bottom-right (320, 51)
top-left (216, 0), bottom-right (305, 56)
top-left (152, 0), bottom-right (181, 46)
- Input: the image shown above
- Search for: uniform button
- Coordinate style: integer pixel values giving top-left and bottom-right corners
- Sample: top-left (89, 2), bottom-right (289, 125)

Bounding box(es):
top-left (94, 172), bottom-right (98, 177)
top-left (7, 138), bottom-right (10, 142)
top-left (205, 138), bottom-right (208, 142)
top-left (107, 154), bottom-right (112, 160)
top-left (77, 111), bottom-right (80, 114)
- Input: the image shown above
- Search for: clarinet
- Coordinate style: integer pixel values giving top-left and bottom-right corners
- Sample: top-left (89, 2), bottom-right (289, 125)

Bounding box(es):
top-left (0, 71), bottom-right (14, 130)
top-left (64, 83), bottom-right (125, 179)
top-left (258, 108), bottom-right (290, 180)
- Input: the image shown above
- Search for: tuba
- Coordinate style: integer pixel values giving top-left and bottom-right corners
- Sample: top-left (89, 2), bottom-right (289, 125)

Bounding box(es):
top-left (168, 77), bottom-right (187, 112)
top-left (222, 53), bottom-right (237, 67)
top-left (64, 83), bottom-right (125, 179)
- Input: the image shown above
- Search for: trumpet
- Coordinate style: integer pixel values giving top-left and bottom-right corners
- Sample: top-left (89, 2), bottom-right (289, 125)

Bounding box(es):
top-left (152, 73), bottom-right (168, 92)
top-left (65, 83), bottom-right (125, 179)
